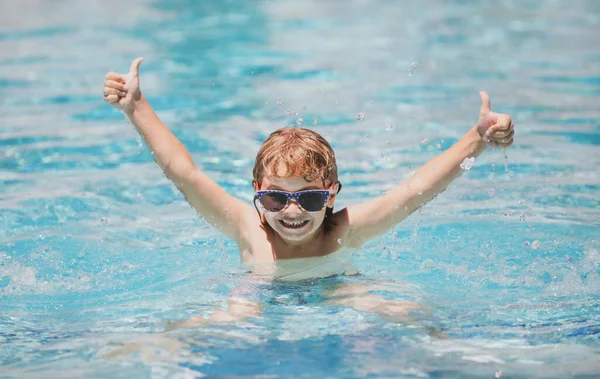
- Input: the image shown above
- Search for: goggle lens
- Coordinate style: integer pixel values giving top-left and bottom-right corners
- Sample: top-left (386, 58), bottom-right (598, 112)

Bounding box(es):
top-left (258, 190), bottom-right (329, 212)
top-left (261, 192), bottom-right (288, 212)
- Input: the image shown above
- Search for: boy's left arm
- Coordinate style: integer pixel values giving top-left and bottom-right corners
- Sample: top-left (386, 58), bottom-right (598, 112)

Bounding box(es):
top-left (342, 91), bottom-right (514, 247)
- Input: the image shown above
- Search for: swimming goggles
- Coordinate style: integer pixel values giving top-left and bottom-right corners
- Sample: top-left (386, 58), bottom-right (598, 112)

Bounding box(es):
top-left (255, 190), bottom-right (331, 212)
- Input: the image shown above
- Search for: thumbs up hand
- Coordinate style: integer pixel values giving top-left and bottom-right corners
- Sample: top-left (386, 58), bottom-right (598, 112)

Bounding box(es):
top-left (476, 91), bottom-right (514, 149)
top-left (103, 57), bottom-right (144, 114)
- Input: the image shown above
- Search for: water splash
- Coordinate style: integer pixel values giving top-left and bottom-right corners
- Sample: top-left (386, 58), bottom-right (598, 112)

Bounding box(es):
top-left (460, 157), bottom-right (475, 170)
top-left (503, 150), bottom-right (509, 173)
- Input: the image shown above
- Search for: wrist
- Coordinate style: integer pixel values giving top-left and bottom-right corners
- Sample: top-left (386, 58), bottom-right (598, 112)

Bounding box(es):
top-left (123, 93), bottom-right (147, 118)
top-left (468, 126), bottom-right (488, 155)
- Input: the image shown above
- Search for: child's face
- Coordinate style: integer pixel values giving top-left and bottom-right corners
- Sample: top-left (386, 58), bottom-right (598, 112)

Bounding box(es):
top-left (256, 176), bottom-right (336, 244)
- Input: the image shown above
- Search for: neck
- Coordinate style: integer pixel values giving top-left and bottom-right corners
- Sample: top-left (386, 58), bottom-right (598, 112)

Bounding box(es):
top-left (270, 226), bottom-right (324, 259)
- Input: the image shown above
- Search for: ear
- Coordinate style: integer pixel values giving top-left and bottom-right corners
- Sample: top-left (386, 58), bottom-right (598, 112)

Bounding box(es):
top-left (327, 196), bottom-right (335, 208)
top-left (252, 180), bottom-right (260, 191)
top-left (327, 181), bottom-right (341, 207)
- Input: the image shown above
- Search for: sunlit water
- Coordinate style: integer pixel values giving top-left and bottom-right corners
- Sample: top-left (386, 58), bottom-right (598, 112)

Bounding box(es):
top-left (1, 0), bottom-right (599, 378)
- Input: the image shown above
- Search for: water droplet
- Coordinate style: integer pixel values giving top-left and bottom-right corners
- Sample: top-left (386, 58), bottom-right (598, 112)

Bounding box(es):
top-left (356, 112), bottom-right (366, 121)
top-left (531, 240), bottom-right (541, 249)
top-left (412, 62), bottom-right (419, 68)
top-left (436, 143), bottom-right (442, 149)
top-left (519, 214), bottom-right (525, 222)
top-left (123, 262), bottom-right (133, 269)
top-left (488, 188), bottom-right (496, 198)
top-left (385, 123), bottom-right (393, 130)
top-left (296, 118), bottom-right (304, 125)
top-left (408, 70), bottom-right (413, 76)
top-left (276, 100), bottom-right (284, 106)
top-left (459, 157), bottom-right (475, 170)
top-left (337, 238), bottom-right (343, 244)
top-left (495, 370), bottom-right (503, 378)
top-left (518, 200), bottom-right (525, 205)
top-left (136, 193), bottom-right (144, 200)
top-left (101, 218), bottom-right (108, 225)
top-left (313, 118), bottom-right (318, 125)
top-left (421, 138), bottom-right (429, 144)
top-left (417, 191), bottom-right (423, 195)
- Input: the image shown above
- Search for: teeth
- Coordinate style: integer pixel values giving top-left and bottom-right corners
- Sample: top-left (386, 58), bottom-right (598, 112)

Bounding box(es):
top-left (282, 220), bottom-right (306, 226)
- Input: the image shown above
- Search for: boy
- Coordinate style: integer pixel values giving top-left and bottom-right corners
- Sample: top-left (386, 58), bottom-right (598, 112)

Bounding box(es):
top-left (103, 57), bottom-right (514, 277)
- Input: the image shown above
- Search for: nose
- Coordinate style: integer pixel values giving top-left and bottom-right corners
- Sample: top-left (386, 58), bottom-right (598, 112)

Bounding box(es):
top-left (284, 198), bottom-right (303, 213)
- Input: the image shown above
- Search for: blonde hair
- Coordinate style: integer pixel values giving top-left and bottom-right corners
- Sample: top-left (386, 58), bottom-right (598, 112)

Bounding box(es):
top-left (253, 127), bottom-right (338, 185)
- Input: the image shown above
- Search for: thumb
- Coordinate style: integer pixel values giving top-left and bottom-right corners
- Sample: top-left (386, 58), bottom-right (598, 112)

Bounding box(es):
top-left (479, 91), bottom-right (491, 114)
top-left (129, 57), bottom-right (144, 76)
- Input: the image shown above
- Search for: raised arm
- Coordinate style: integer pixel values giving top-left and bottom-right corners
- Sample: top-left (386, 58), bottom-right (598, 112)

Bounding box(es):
top-left (103, 57), bottom-right (254, 239)
top-left (342, 91), bottom-right (514, 247)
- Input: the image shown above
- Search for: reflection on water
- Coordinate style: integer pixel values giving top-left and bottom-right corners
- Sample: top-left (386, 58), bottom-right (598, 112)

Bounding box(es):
top-left (1, 0), bottom-right (599, 377)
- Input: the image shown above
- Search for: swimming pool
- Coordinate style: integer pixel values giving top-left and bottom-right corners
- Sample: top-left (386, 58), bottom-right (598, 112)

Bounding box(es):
top-left (1, 0), bottom-right (599, 377)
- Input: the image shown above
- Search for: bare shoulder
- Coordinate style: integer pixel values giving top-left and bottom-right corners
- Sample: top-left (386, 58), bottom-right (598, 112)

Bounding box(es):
top-left (330, 207), bottom-right (350, 227)
top-left (328, 207), bottom-right (353, 245)
top-left (237, 206), bottom-right (264, 242)
top-left (236, 207), bottom-right (273, 262)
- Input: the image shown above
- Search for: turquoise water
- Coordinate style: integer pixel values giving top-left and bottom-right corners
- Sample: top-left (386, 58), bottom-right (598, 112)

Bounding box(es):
top-left (1, 0), bottom-right (599, 377)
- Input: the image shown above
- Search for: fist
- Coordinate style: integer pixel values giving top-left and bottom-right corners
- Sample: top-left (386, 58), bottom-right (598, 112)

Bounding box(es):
top-left (103, 57), bottom-right (144, 113)
top-left (476, 91), bottom-right (514, 149)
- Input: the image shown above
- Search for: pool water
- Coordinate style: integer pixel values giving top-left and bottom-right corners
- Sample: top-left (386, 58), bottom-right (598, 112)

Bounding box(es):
top-left (1, 0), bottom-right (599, 378)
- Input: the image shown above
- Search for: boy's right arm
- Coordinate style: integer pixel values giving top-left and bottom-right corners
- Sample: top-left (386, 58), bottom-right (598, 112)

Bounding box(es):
top-left (103, 57), bottom-right (255, 240)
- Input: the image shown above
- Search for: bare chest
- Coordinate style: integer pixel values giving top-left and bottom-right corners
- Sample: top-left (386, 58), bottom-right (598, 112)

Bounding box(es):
top-left (240, 224), bottom-right (342, 263)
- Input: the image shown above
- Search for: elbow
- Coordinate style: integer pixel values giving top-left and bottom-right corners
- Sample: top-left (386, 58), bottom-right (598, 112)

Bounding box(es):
top-left (163, 158), bottom-right (197, 184)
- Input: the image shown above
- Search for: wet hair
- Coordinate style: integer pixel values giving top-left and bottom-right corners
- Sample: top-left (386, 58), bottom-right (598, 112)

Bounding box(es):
top-left (253, 127), bottom-right (338, 184)
top-left (252, 127), bottom-right (340, 233)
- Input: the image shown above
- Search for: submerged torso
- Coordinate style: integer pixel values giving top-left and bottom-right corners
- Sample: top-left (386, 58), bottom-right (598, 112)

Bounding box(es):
top-left (246, 249), bottom-right (359, 281)
top-left (238, 211), bottom-right (356, 281)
